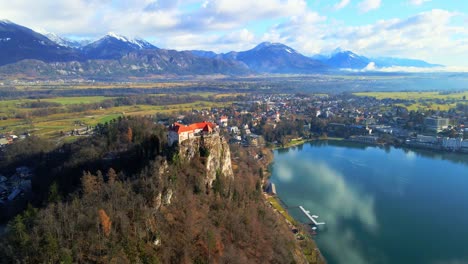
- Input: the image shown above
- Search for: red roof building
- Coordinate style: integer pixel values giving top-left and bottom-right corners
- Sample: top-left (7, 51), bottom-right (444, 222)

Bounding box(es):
top-left (168, 121), bottom-right (217, 145)
top-left (218, 115), bottom-right (228, 127)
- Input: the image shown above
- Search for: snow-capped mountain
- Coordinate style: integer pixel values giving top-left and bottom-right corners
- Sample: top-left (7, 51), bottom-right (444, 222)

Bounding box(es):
top-left (105, 32), bottom-right (155, 49)
top-left (313, 48), bottom-right (441, 69)
top-left (43, 32), bottom-right (92, 49)
top-left (322, 50), bottom-right (371, 69)
top-left (223, 42), bottom-right (326, 73)
top-left (82, 32), bottom-right (158, 59)
top-left (0, 19), bottom-right (81, 65)
top-left (43, 32), bottom-right (71, 46)
top-left (0, 19), bottom-right (444, 76)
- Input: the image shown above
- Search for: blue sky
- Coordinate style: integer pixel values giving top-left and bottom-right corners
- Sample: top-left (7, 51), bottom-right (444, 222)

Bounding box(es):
top-left (1, 0), bottom-right (467, 67)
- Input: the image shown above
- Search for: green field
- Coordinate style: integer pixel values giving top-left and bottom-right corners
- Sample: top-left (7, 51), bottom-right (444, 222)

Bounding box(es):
top-left (0, 96), bottom-right (111, 110)
top-left (354, 91), bottom-right (468, 100)
top-left (0, 96), bottom-right (232, 140)
top-left (41, 96), bottom-right (113, 105)
top-left (394, 103), bottom-right (457, 111)
top-left (354, 91), bottom-right (467, 111)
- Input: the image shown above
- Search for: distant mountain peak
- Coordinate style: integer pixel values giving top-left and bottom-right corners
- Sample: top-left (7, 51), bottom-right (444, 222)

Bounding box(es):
top-left (103, 32), bottom-right (156, 49)
top-left (255, 41), bottom-right (287, 49)
top-left (253, 42), bottom-right (297, 54)
top-left (331, 47), bottom-right (344, 55)
top-left (330, 48), bottom-right (358, 57)
top-left (106, 32), bottom-right (130, 42)
top-left (228, 41), bottom-right (325, 73)
top-left (0, 20), bottom-right (81, 66)
top-left (44, 33), bottom-right (65, 45)
top-left (0, 19), bottom-right (14, 25)
top-left (315, 49), bottom-right (370, 69)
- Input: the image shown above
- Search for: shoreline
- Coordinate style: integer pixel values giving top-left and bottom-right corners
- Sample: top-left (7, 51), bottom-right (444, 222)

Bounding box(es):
top-left (264, 191), bottom-right (326, 264)
top-left (264, 137), bottom-right (466, 263)
top-left (272, 136), bottom-right (344, 150)
top-left (274, 136), bottom-right (468, 156)
top-left (264, 142), bottom-right (327, 264)
top-left (265, 136), bottom-right (468, 262)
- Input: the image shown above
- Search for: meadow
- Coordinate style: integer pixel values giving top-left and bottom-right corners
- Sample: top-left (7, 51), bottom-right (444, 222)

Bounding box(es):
top-left (354, 91), bottom-right (468, 100)
top-left (0, 94), bottom-right (233, 141)
top-left (354, 91), bottom-right (468, 111)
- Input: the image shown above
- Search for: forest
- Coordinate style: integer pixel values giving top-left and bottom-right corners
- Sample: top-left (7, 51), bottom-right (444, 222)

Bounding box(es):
top-left (0, 116), bottom-right (304, 263)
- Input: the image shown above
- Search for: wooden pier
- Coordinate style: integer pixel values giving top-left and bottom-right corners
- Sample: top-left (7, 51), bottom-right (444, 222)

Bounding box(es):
top-left (299, 206), bottom-right (325, 225)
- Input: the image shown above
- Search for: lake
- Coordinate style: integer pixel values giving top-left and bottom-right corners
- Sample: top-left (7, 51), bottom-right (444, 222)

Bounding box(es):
top-left (270, 141), bottom-right (468, 264)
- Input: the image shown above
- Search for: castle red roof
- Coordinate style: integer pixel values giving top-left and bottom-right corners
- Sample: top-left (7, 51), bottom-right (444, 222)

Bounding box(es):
top-left (170, 121), bottom-right (216, 135)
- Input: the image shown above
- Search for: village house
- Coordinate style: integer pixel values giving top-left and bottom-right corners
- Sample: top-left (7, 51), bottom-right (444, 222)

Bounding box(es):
top-left (218, 115), bottom-right (228, 127)
top-left (168, 121), bottom-right (217, 146)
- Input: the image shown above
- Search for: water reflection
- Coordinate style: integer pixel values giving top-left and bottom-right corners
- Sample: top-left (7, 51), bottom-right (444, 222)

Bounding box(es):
top-left (275, 158), bottom-right (378, 264)
top-left (324, 140), bottom-right (468, 165)
top-left (273, 142), bottom-right (468, 264)
top-left (433, 259), bottom-right (468, 264)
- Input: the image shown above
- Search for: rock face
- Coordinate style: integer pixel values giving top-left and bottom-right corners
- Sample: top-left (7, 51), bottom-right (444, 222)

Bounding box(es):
top-left (178, 134), bottom-right (234, 187)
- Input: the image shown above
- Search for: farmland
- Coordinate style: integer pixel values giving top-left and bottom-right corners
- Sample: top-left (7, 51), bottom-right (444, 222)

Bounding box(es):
top-left (353, 91), bottom-right (468, 100)
top-left (0, 93), bottom-right (233, 141)
top-left (354, 91), bottom-right (468, 111)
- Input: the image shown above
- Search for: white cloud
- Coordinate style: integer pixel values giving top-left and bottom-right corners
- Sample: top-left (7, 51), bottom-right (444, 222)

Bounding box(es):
top-left (159, 29), bottom-right (257, 53)
top-left (1, 0), bottom-right (311, 36)
top-left (358, 0), bottom-right (381, 13)
top-left (267, 9), bottom-right (468, 66)
top-left (345, 64), bottom-right (468, 73)
top-left (0, 0), bottom-right (107, 36)
top-left (364, 62), bottom-right (377, 71)
top-left (378, 66), bottom-right (468, 73)
top-left (408, 0), bottom-right (431, 6)
top-left (187, 0), bottom-right (307, 31)
top-left (1, 1), bottom-right (467, 66)
top-left (221, 28), bottom-right (255, 43)
top-left (334, 0), bottom-right (351, 10)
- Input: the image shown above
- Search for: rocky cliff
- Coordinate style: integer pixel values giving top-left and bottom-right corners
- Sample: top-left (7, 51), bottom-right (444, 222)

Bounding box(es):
top-left (178, 134), bottom-right (234, 188)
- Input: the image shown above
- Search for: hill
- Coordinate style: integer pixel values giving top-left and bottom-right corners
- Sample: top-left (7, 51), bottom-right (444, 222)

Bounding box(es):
top-left (0, 117), bottom-right (313, 263)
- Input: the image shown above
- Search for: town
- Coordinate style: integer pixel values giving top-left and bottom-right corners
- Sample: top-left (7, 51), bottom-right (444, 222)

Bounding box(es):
top-left (160, 93), bottom-right (468, 152)
top-left (1, 91), bottom-right (468, 207)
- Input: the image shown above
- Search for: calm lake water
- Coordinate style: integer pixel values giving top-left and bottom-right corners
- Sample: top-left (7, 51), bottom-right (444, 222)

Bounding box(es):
top-left (270, 141), bottom-right (468, 264)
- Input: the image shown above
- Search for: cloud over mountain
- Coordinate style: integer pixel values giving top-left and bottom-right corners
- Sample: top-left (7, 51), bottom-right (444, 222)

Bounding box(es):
top-left (1, 0), bottom-right (467, 66)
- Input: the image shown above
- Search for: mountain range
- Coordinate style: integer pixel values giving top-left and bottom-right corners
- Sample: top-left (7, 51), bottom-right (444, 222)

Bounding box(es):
top-left (0, 20), bottom-right (442, 78)
top-left (311, 48), bottom-right (441, 69)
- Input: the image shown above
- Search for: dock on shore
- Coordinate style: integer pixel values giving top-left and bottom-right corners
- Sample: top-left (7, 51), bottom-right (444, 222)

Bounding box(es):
top-left (299, 206), bottom-right (325, 226)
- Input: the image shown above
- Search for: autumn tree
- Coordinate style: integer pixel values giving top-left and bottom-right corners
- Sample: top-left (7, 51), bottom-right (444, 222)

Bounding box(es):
top-left (98, 209), bottom-right (112, 237)
top-left (107, 168), bottom-right (117, 185)
top-left (81, 171), bottom-right (98, 194)
top-left (126, 127), bottom-right (133, 143)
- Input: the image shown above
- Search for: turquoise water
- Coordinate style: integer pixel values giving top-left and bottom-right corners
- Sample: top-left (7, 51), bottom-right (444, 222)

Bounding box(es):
top-left (270, 141), bottom-right (468, 264)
